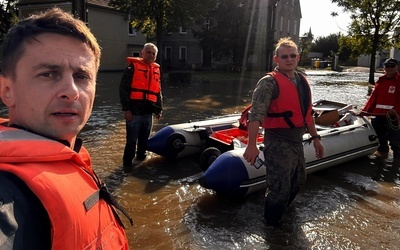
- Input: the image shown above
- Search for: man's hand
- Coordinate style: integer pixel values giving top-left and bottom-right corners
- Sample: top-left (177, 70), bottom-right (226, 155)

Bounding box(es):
top-left (243, 144), bottom-right (259, 165)
top-left (313, 139), bottom-right (324, 159)
top-left (388, 109), bottom-right (398, 117)
top-left (155, 113), bottom-right (162, 120)
top-left (124, 110), bottom-right (133, 121)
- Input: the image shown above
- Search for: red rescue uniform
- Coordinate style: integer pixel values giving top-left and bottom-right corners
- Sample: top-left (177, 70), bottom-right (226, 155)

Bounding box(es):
top-left (362, 72), bottom-right (400, 115)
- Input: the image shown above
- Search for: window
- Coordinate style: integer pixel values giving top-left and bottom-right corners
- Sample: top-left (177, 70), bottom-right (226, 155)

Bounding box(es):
top-left (179, 46), bottom-right (187, 62)
top-left (280, 16), bottom-right (284, 32)
top-left (287, 19), bottom-right (291, 34)
top-left (293, 21), bottom-right (298, 36)
top-left (179, 27), bottom-right (187, 34)
top-left (204, 18), bottom-right (211, 31)
top-left (165, 46), bottom-right (172, 61)
top-left (128, 14), bottom-right (136, 36)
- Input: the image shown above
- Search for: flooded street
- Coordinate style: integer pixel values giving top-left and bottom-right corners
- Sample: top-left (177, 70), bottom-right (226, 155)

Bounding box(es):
top-left (2, 69), bottom-right (400, 249)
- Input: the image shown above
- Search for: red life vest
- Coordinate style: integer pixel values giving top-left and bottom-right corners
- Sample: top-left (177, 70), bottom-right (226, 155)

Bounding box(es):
top-left (362, 73), bottom-right (400, 114)
top-left (262, 71), bottom-right (312, 129)
top-left (239, 104), bottom-right (252, 130)
top-left (0, 121), bottom-right (129, 250)
top-left (127, 57), bottom-right (160, 103)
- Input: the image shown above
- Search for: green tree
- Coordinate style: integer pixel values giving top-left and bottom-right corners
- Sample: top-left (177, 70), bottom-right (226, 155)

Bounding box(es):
top-left (336, 37), bottom-right (354, 64)
top-left (299, 30), bottom-right (313, 66)
top-left (311, 34), bottom-right (340, 58)
top-left (193, 0), bottom-right (261, 71)
top-left (0, 0), bottom-right (19, 44)
top-left (332, 0), bottom-right (400, 84)
top-left (108, 0), bottom-right (217, 62)
top-left (310, 33), bottom-right (353, 64)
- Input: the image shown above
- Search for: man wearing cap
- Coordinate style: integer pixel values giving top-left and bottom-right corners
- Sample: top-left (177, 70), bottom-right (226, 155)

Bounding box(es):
top-left (361, 58), bottom-right (400, 159)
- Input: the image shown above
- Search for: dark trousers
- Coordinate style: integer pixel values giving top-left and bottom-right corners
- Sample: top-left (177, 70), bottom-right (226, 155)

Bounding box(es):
top-left (372, 116), bottom-right (400, 158)
top-left (123, 114), bottom-right (152, 166)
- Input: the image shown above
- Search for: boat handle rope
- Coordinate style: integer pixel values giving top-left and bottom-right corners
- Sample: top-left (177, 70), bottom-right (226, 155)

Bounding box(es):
top-left (386, 111), bottom-right (400, 130)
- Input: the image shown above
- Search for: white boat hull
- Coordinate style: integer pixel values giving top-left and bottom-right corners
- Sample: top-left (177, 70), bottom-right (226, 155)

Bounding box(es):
top-left (200, 116), bottom-right (379, 198)
top-left (146, 115), bottom-right (241, 159)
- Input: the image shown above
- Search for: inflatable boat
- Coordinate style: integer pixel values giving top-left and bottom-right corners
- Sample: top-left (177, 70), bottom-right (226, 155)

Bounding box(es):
top-left (146, 114), bottom-right (241, 159)
top-left (199, 102), bottom-right (379, 198)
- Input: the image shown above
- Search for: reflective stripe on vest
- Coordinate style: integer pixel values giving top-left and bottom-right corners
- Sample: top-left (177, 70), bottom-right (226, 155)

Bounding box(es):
top-left (376, 104), bottom-right (394, 110)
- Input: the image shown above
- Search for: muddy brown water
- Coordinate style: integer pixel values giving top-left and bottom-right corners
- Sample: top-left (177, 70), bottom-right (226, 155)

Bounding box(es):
top-left (1, 70), bottom-right (399, 249)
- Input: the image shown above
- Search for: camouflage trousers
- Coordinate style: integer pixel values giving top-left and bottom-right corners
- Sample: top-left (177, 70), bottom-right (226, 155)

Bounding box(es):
top-left (262, 137), bottom-right (306, 226)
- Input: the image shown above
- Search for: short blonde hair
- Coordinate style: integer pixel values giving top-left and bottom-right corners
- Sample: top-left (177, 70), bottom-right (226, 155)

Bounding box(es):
top-left (274, 37), bottom-right (298, 56)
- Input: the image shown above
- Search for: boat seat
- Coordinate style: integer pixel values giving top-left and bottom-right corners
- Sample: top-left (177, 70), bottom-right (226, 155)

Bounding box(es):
top-left (314, 103), bottom-right (354, 127)
top-left (331, 113), bottom-right (354, 127)
top-left (315, 112), bottom-right (354, 129)
top-left (315, 110), bottom-right (340, 126)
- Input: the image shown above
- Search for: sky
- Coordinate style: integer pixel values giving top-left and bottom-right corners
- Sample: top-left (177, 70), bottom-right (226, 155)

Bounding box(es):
top-left (299, 0), bottom-right (352, 38)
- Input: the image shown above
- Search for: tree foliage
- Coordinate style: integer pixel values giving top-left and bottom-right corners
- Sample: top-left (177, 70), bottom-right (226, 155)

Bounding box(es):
top-left (192, 0), bottom-right (258, 70)
top-left (309, 33), bottom-right (353, 63)
top-left (332, 0), bottom-right (400, 84)
top-left (109, 0), bottom-right (264, 71)
top-left (108, 0), bottom-right (217, 51)
top-left (0, 0), bottom-right (19, 44)
top-left (311, 34), bottom-right (340, 58)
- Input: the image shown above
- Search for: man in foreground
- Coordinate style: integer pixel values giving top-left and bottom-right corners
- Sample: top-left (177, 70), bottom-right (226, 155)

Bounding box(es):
top-left (0, 8), bottom-right (131, 249)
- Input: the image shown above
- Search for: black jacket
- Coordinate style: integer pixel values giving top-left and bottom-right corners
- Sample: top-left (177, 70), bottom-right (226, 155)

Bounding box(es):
top-left (0, 171), bottom-right (51, 249)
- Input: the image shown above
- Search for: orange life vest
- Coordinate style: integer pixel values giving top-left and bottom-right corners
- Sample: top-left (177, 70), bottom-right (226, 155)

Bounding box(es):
top-left (127, 57), bottom-right (160, 103)
top-left (262, 71), bottom-right (312, 129)
top-left (0, 121), bottom-right (129, 250)
top-left (362, 73), bottom-right (400, 114)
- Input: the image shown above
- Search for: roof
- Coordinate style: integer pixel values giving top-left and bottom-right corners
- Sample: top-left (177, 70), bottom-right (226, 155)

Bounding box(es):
top-left (16, 0), bottom-right (112, 9)
top-left (87, 0), bottom-right (110, 8)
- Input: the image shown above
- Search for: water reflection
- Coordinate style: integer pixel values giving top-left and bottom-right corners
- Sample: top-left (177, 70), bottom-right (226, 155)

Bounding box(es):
top-left (1, 70), bottom-right (399, 249)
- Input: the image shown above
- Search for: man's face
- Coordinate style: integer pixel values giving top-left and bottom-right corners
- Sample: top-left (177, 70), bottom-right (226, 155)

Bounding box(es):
top-left (141, 46), bottom-right (157, 64)
top-left (0, 33), bottom-right (97, 143)
top-left (274, 46), bottom-right (299, 72)
top-left (384, 63), bottom-right (398, 78)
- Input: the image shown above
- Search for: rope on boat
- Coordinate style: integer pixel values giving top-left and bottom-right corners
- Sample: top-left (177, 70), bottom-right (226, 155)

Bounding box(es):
top-left (386, 111), bottom-right (400, 130)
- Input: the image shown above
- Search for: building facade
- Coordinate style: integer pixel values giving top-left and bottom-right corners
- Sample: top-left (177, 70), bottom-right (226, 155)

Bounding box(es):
top-left (161, 0), bottom-right (302, 71)
top-left (13, 0), bottom-right (302, 72)
top-left (16, 0), bottom-right (147, 71)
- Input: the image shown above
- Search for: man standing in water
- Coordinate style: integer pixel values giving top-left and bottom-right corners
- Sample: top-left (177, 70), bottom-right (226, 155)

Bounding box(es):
top-left (0, 8), bottom-right (131, 248)
top-left (361, 58), bottom-right (400, 159)
top-left (120, 43), bottom-right (163, 167)
top-left (243, 37), bottom-right (324, 226)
